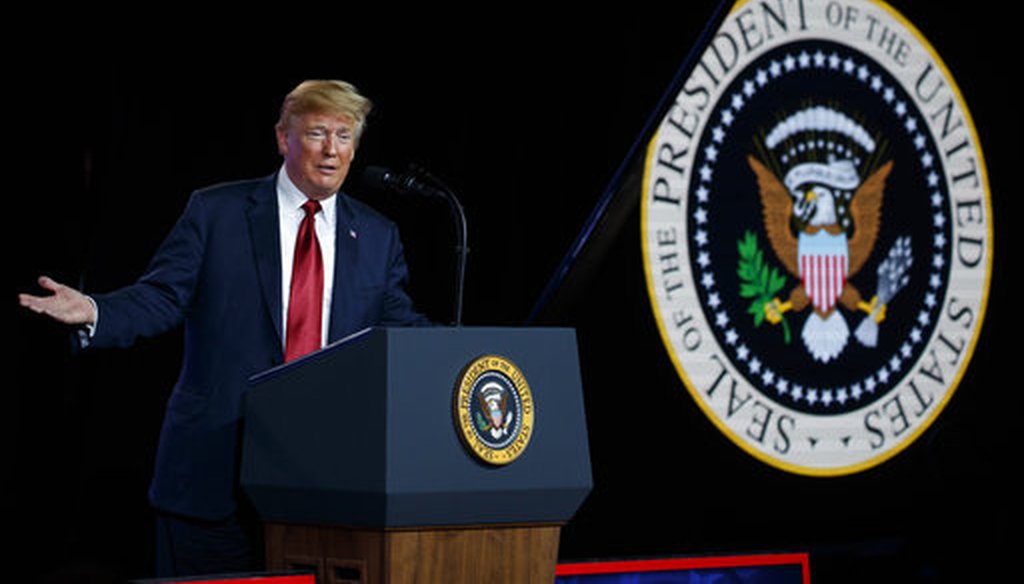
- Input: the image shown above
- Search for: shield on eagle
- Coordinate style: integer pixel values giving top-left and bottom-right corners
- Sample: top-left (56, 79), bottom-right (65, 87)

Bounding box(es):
top-left (798, 230), bottom-right (848, 315)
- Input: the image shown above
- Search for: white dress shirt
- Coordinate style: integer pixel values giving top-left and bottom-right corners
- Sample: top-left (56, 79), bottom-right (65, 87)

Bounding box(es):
top-left (277, 166), bottom-right (337, 350)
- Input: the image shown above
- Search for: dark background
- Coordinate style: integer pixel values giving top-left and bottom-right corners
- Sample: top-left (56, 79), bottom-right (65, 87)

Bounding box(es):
top-left (6, 4), bottom-right (1017, 583)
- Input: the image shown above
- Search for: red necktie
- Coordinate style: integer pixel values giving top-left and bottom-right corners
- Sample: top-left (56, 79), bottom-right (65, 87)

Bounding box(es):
top-left (285, 199), bottom-right (324, 362)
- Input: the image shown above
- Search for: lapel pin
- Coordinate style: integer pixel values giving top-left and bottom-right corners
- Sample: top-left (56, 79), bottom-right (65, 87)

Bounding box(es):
top-left (349, 229), bottom-right (358, 239)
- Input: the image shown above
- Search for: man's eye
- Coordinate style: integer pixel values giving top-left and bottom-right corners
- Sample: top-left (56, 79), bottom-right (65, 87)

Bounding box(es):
top-left (306, 129), bottom-right (328, 140)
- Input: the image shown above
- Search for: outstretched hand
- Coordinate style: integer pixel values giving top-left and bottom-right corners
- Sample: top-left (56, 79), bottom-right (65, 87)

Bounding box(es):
top-left (19, 276), bottom-right (97, 326)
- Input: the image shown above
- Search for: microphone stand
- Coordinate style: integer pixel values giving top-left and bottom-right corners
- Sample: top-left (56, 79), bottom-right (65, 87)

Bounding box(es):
top-left (412, 166), bottom-right (468, 327)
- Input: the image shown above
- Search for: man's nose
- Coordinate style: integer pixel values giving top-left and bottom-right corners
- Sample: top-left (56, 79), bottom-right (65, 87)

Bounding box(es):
top-left (321, 136), bottom-right (338, 156)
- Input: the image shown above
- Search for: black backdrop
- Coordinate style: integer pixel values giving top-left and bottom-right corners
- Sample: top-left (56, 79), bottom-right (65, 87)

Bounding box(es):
top-left (7, 4), bottom-right (1017, 583)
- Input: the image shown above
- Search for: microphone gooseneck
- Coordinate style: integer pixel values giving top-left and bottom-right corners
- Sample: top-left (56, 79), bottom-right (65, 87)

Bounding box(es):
top-left (362, 165), bottom-right (468, 327)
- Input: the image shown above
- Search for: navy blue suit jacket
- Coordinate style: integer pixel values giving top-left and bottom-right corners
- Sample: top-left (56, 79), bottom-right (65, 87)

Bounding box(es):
top-left (90, 173), bottom-right (428, 520)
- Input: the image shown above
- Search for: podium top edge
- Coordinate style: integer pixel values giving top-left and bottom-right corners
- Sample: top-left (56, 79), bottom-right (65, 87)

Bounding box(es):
top-left (247, 326), bottom-right (578, 386)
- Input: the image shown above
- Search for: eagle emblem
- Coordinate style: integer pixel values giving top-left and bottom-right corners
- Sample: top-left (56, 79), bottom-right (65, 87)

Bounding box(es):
top-left (747, 106), bottom-right (912, 363)
top-left (475, 381), bottom-right (513, 439)
top-left (455, 355), bottom-right (534, 465)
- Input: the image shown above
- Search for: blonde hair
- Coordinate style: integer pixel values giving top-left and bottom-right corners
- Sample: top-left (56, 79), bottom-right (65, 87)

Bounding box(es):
top-left (276, 80), bottom-right (373, 139)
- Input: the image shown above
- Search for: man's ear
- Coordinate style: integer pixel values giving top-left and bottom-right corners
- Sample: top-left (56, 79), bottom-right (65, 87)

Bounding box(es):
top-left (275, 125), bottom-right (289, 157)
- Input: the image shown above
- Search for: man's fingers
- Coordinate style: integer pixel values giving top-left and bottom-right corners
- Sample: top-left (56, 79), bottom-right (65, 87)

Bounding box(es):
top-left (37, 275), bottom-right (64, 293)
top-left (20, 276), bottom-right (63, 312)
top-left (19, 275), bottom-right (95, 325)
top-left (18, 292), bottom-right (46, 312)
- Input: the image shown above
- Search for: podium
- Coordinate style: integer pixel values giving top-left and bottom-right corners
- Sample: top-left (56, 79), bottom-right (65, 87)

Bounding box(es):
top-left (241, 327), bottom-right (592, 583)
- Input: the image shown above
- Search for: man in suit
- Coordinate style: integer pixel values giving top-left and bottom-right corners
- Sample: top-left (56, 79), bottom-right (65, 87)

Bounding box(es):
top-left (19, 80), bottom-right (429, 576)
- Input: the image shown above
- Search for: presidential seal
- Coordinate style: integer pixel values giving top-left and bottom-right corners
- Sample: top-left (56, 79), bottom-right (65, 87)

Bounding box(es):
top-left (454, 355), bottom-right (535, 465)
top-left (642, 0), bottom-right (991, 475)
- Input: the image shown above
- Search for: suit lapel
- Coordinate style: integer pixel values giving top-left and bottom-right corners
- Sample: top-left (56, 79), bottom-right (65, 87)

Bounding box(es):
top-left (246, 177), bottom-right (362, 348)
top-left (329, 193), bottom-right (360, 342)
top-left (247, 174), bottom-right (284, 351)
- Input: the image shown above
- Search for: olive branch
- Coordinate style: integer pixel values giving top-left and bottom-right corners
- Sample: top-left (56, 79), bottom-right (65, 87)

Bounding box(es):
top-left (475, 411), bottom-right (490, 432)
top-left (737, 230), bottom-right (791, 344)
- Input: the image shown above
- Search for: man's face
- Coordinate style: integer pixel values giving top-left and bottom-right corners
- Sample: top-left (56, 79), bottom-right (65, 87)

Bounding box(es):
top-left (276, 111), bottom-right (357, 200)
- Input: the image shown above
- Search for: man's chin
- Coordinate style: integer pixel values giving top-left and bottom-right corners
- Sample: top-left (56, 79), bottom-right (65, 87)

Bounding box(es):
top-left (303, 179), bottom-right (345, 200)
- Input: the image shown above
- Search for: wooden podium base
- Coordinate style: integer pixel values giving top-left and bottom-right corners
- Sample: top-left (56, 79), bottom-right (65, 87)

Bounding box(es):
top-left (265, 523), bottom-right (562, 584)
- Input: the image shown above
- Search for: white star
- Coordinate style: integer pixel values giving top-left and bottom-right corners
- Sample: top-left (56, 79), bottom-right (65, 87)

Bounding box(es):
top-left (807, 389), bottom-right (819, 404)
top-left (695, 230), bottom-right (708, 246)
top-left (776, 378), bottom-right (789, 395)
top-left (737, 344), bottom-right (750, 360)
top-left (700, 164), bottom-right (713, 181)
top-left (813, 50), bottom-right (826, 67)
top-left (721, 110), bottom-right (735, 126)
top-left (823, 390), bottom-right (835, 406)
top-left (743, 79), bottom-right (756, 97)
top-left (851, 383), bottom-right (863, 400)
top-left (726, 329), bottom-right (739, 345)
top-left (707, 291), bottom-right (720, 308)
top-left (865, 377), bottom-right (877, 392)
top-left (910, 327), bottom-right (923, 343)
top-left (731, 93), bottom-right (745, 110)
top-left (932, 253), bottom-right (945, 269)
top-left (918, 310), bottom-right (931, 327)
top-left (843, 58), bottom-right (856, 74)
top-left (701, 272), bottom-right (716, 289)
top-left (930, 274), bottom-right (941, 289)
top-left (791, 385), bottom-right (804, 401)
top-left (783, 55), bottom-right (796, 71)
top-left (871, 76), bottom-right (883, 91)
top-left (905, 117), bottom-right (919, 133)
top-left (696, 185), bottom-right (710, 203)
top-left (705, 144), bottom-right (719, 162)
top-left (837, 388), bottom-right (849, 404)
top-left (762, 369), bottom-right (776, 385)
top-left (915, 134), bottom-right (927, 150)
top-left (828, 53), bottom-right (840, 69)
top-left (858, 65), bottom-right (870, 81)
top-left (933, 211), bottom-right (945, 228)
top-left (799, 51), bottom-right (812, 68)
top-left (716, 310), bottom-right (730, 327)
top-left (694, 207), bottom-right (708, 224)
top-left (934, 233), bottom-right (946, 249)
top-left (877, 368), bottom-right (890, 384)
top-left (900, 342), bottom-right (912, 358)
top-left (927, 172), bottom-right (940, 187)
top-left (698, 251), bottom-right (712, 268)
top-left (931, 191), bottom-right (942, 207)
top-left (921, 152), bottom-right (933, 168)
top-left (749, 357), bottom-right (761, 374)
top-left (770, 60), bottom-right (782, 77)
top-left (889, 355), bottom-right (902, 371)
top-left (883, 87), bottom-right (895, 102)
top-left (712, 126), bottom-right (726, 143)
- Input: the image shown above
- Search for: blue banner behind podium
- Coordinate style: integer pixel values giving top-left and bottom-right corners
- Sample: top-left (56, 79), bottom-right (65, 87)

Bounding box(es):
top-left (240, 327), bottom-right (592, 528)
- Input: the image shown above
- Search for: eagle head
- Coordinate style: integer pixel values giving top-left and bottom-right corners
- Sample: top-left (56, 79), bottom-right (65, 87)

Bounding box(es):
top-left (785, 157), bottom-right (858, 233)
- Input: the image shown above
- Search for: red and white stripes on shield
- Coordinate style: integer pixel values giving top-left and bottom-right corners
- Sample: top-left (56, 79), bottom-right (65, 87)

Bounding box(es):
top-left (800, 253), bottom-right (847, 313)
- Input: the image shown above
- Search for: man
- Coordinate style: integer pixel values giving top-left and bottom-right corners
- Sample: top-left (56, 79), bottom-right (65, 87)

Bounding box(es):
top-left (19, 80), bottom-right (429, 576)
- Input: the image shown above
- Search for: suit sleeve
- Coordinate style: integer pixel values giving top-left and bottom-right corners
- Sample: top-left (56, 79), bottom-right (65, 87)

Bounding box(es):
top-left (89, 192), bottom-right (208, 348)
top-left (379, 223), bottom-right (433, 327)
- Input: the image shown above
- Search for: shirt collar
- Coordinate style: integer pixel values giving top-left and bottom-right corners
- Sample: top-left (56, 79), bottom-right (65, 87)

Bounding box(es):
top-left (276, 164), bottom-right (337, 224)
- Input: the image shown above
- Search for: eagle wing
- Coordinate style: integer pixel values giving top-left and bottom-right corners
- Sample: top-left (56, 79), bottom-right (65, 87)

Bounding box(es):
top-left (747, 155), bottom-right (798, 276)
top-left (847, 160), bottom-right (893, 276)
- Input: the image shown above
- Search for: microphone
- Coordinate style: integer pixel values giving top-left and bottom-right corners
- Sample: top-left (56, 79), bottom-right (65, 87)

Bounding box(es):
top-left (362, 166), bottom-right (445, 199)
top-left (361, 164), bottom-right (469, 327)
